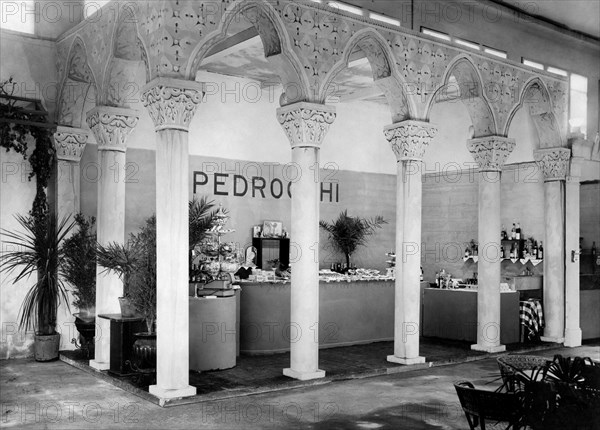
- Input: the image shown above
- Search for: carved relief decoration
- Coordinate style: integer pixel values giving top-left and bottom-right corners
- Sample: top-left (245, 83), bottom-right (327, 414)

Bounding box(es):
top-left (277, 103), bottom-right (337, 148)
top-left (534, 147), bottom-right (571, 182)
top-left (384, 121), bottom-right (438, 161)
top-left (53, 127), bottom-right (89, 162)
top-left (467, 137), bottom-right (516, 172)
top-left (86, 107), bottom-right (139, 152)
top-left (59, 0), bottom-right (568, 145)
top-left (141, 80), bottom-right (204, 130)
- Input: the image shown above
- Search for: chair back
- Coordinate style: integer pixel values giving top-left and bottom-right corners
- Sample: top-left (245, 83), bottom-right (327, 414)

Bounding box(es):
top-left (497, 355), bottom-right (550, 392)
top-left (454, 381), bottom-right (523, 429)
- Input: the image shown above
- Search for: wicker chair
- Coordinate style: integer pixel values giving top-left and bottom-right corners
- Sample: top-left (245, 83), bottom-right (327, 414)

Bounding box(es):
top-left (454, 381), bottom-right (524, 429)
top-left (497, 355), bottom-right (551, 392)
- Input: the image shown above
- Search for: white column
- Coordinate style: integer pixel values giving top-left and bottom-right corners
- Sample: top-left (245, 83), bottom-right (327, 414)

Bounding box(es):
top-left (564, 155), bottom-right (584, 347)
top-left (384, 120), bottom-right (437, 365)
top-left (52, 126), bottom-right (88, 219)
top-left (534, 147), bottom-right (571, 343)
top-left (277, 102), bottom-right (336, 380)
top-left (87, 107), bottom-right (139, 371)
top-left (468, 137), bottom-right (515, 353)
top-left (142, 78), bottom-right (203, 400)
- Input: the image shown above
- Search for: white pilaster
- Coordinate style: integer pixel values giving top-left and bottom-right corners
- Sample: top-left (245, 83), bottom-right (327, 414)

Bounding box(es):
top-left (564, 154), bottom-right (584, 347)
top-left (277, 102), bottom-right (336, 380)
top-left (384, 120), bottom-right (437, 365)
top-left (468, 136), bottom-right (515, 353)
top-left (534, 147), bottom-right (571, 344)
top-left (86, 106), bottom-right (139, 371)
top-left (52, 126), bottom-right (88, 219)
top-left (142, 78), bottom-right (203, 400)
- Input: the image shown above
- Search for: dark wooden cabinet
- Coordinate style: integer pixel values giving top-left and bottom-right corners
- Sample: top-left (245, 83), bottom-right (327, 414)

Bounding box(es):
top-left (98, 314), bottom-right (145, 377)
top-left (252, 237), bottom-right (290, 269)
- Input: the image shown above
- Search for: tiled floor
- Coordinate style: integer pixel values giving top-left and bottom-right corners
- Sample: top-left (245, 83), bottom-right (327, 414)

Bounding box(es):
top-left (60, 337), bottom-right (557, 406)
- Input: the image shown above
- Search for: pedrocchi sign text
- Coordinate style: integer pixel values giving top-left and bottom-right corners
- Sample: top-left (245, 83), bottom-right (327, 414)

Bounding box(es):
top-left (193, 171), bottom-right (340, 203)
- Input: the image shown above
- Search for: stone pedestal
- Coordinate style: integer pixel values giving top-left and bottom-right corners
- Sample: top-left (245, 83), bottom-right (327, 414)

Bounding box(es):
top-left (467, 137), bottom-right (515, 353)
top-left (384, 120), bottom-right (437, 365)
top-left (277, 102), bottom-right (336, 380)
top-left (142, 78), bottom-right (203, 400)
top-left (86, 107), bottom-right (139, 371)
top-left (52, 126), bottom-right (88, 220)
top-left (564, 156), bottom-right (584, 347)
top-left (534, 147), bottom-right (571, 344)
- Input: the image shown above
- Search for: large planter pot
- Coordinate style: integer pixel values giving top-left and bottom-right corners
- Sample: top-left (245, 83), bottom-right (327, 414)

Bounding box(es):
top-left (73, 313), bottom-right (96, 358)
top-left (34, 333), bottom-right (60, 362)
top-left (130, 332), bottom-right (156, 373)
top-left (118, 297), bottom-right (138, 318)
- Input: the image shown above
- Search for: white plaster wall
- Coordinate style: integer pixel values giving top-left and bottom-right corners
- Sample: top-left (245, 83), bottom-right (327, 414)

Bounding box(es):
top-left (0, 30), bottom-right (76, 359)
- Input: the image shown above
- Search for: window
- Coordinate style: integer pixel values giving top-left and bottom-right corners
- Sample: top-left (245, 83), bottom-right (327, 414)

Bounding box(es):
top-left (84, 0), bottom-right (111, 19)
top-left (454, 38), bottom-right (480, 50)
top-left (421, 27), bottom-right (451, 41)
top-left (569, 74), bottom-right (588, 137)
top-left (547, 66), bottom-right (568, 77)
top-left (369, 12), bottom-right (400, 27)
top-left (328, 2), bottom-right (363, 16)
top-left (483, 47), bottom-right (507, 59)
top-left (0, 1), bottom-right (35, 34)
top-left (522, 58), bottom-right (544, 71)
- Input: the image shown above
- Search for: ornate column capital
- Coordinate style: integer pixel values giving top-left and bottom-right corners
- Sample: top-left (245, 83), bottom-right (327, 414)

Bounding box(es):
top-left (383, 120), bottom-right (438, 162)
top-left (53, 126), bottom-right (88, 162)
top-left (276, 102), bottom-right (336, 149)
top-left (467, 136), bottom-right (516, 172)
top-left (141, 78), bottom-right (204, 132)
top-left (86, 106), bottom-right (139, 153)
top-left (534, 147), bottom-right (571, 182)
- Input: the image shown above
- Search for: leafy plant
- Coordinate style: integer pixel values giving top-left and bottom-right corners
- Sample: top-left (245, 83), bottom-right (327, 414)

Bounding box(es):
top-left (0, 213), bottom-right (75, 335)
top-left (1, 78), bottom-right (56, 220)
top-left (319, 210), bottom-right (387, 268)
top-left (96, 216), bottom-right (157, 333)
top-left (61, 214), bottom-right (97, 314)
top-left (189, 197), bottom-right (223, 251)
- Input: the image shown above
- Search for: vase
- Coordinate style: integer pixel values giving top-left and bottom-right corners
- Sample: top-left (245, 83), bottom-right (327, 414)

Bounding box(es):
top-left (130, 332), bottom-right (156, 373)
top-left (73, 313), bottom-right (95, 357)
top-left (118, 297), bottom-right (137, 318)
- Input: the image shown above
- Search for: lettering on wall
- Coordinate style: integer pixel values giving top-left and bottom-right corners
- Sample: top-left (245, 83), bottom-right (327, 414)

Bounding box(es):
top-left (192, 171), bottom-right (340, 203)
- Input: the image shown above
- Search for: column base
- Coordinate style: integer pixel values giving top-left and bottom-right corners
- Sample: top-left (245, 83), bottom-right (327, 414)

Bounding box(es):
top-left (387, 355), bottom-right (426, 365)
top-left (563, 328), bottom-right (582, 348)
top-left (541, 336), bottom-right (565, 343)
top-left (283, 368), bottom-right (325, 381)
top-left (89, 360), bottom-right (110, 371)
top-left (471, 344), bottom-right (506, 353)
top-left (149, 385), bottom-right (196, 402)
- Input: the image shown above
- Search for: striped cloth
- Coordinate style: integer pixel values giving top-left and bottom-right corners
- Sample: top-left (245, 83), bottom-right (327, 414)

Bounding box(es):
top-left (520, 299), bottom-right (544, 340)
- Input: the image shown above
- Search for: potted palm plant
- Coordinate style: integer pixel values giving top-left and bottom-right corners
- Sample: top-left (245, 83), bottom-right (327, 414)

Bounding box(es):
top-left (96, 240), bottom-right (139, 317)
top-left (319, 210), bottom-right (387, 270)
top-left (0, 212), bottom-right (75, 361)
top-left (61, 213), bottom-right (97, 356)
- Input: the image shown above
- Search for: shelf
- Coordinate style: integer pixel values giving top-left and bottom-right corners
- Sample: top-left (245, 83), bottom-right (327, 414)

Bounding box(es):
top-left (463, 256), bottom-right (543, 266)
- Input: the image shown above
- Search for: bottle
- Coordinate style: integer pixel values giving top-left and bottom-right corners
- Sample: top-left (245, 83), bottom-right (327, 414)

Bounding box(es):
top-left (501, 225), bottom-right (506, 240)
top-left (511, 223), bottom-right (516, 240)
top-left (510, 243), bottom-right (516, 259)
top-left (516, 222), bottom-right (521, 240)
top-left (593, 242), bottom-right (597, 257)
top-left (501, 246), bottom-right (505, 259)
top-left (465, 247), bottom-right (470, 258)
top-left (538, 241), bottom-right (544, 259)
top-left (532, 241), bottom-right (538, 259)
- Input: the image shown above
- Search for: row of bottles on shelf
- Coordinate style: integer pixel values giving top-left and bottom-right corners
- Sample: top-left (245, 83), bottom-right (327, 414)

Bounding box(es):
top-left (502, 222), bottom-right (523, 240)
top-left (502, 240), bottom-right (543, 260)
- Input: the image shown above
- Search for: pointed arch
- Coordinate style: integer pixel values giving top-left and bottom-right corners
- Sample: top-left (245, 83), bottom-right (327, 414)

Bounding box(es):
top-left (100, 3), bottom-right (150, 107)
top-left (56, 38), bottom-right (98, 128)
top-left (320, 28), bottom-right (414, 122)
top-left (186, 0), bottom-right (310, 105)
top-left (505, 77), bottom-right (563, 149)
top-left (426, 55), bottom-right (497, 138)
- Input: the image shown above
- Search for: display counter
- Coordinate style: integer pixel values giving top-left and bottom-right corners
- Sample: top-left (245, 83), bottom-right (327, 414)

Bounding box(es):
top-left (422, 288), bottom-right (520, 344)
top-left (189, 291), bottom-right (239, 371)
top-left (239, 280), bottom-right (427, 355)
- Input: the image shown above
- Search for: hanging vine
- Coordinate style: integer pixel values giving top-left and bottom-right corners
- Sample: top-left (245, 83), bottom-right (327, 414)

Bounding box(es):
top-left (0, 78), bottom-right (56, 220)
